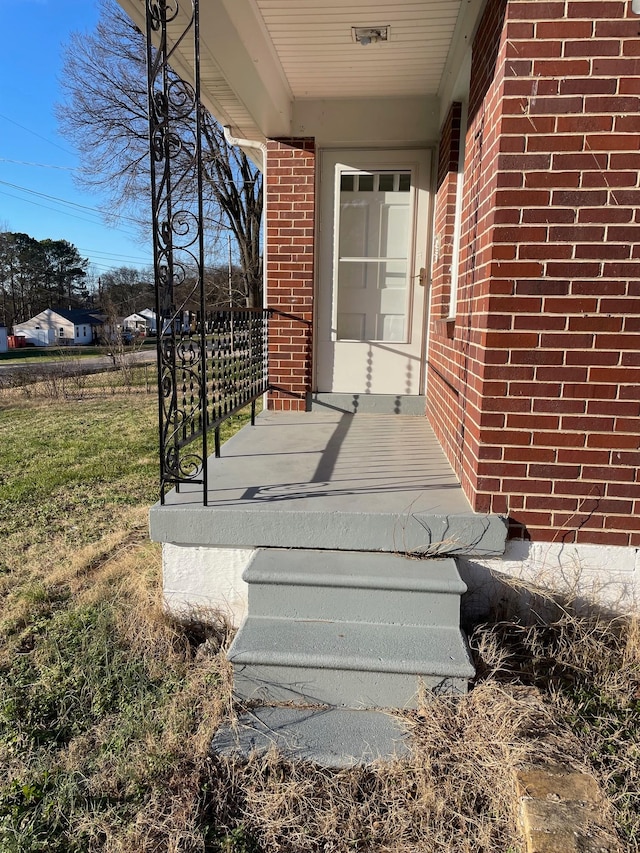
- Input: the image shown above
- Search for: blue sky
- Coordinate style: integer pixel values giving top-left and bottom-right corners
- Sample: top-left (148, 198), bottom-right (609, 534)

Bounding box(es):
top-left (0, 0), bottom-right (153, 277)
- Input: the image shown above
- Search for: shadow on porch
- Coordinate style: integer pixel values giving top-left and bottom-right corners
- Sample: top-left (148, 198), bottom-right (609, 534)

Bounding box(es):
top-left (150, 410), bottom-right (507, 557)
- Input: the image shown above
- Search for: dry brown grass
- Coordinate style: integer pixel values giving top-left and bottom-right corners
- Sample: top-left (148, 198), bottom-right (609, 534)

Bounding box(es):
top-left (4, 536), bottom-right (636, 853)
top-left (0, 359), bottom-right (155, 402)
top-left (199, 684), bottom-right (567, 853)
top-left (468, 577), bottom-right (640, 852)
top-left (24, 540), bottom-right (236, 853)
top-left (186, 576), bottom-right (638, 853)
top-left (1, 389), bottom-right (637, 852)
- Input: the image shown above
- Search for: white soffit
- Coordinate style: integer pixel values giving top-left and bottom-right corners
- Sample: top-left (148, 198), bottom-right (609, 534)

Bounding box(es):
top-left (253, 0), bottom-right (464, 99)
top-left (117, 0), bottom-right (282, 140)
top-left (117, 0), bottom-right (474, 139)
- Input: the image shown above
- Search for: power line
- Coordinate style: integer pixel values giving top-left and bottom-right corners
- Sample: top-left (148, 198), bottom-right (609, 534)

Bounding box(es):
top-left (0, 188), bottom-right (108, 228)
top-left (0, 190), bottom-right (126, 234)
top-left (0, 178), bottom-right (142, 226)
top-left (81, 255), bottom-right (152, 269)
top-left (86, 260), bottom-right (149, 271)
top-left (0, 206), bottom-right (150, 270)
top-left (0, 112), bottom-right (75, 156)
top-left (0, 157), bottom-right (75, 171)
top-left (88, 261), bottom-right (151, 273)
top-left (0, 178), bottom-right (148, 243)
top-left (77, 247), bottom-right (151, 263)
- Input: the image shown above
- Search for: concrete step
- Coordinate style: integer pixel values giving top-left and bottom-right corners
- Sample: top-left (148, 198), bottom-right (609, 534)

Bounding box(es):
top-left (245, 550), bottom-right (466, 627)
top-left (212, 705), bottom-right (411, 768)
top-left (309, 392), bottom-right (426, 415)
top-left (228, 617), bottom-right (475, 708)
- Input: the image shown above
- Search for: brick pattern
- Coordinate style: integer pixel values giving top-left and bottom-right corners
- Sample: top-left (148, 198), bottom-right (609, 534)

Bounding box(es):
top-left (429, 103), bottom-right (464, 479)
top-left (265, 138), bottom-right (315, 411)
top-left (433, 102), bottom-right (462, 318)
top-left (428, 0), bottom-right (640, 547)
top-left (428, 0), bottom-right (510, 507)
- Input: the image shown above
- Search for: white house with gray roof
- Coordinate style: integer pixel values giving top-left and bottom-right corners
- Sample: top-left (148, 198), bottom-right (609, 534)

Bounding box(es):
top-left (14, 308), bottom-right (104, 347)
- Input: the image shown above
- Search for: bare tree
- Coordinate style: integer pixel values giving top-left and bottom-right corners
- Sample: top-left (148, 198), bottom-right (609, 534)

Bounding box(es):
top-left (57, 0), bottom-right (263, 306)
top-left (98, 266), bottom-right (153, 316)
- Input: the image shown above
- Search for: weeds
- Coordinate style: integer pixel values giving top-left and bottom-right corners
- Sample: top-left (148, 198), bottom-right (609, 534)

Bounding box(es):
top-left (190, 589), bottom-right (637, 853)
top-left (469, 586), bottom-right (639, 850)
top-left (0, 359), bottom-right (153, 400)
top-left (201, 684), bottom-right (553, 853)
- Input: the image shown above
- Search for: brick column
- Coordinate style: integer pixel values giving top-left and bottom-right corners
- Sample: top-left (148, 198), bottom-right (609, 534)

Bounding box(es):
top-left (475, 0), bottom-right (640, 545)
top-left (265, 138), bottom-right (315, 411)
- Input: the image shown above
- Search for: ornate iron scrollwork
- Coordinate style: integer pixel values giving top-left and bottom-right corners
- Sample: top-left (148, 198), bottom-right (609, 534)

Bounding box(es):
top-left (145, 0), bottom-right (269, 504)
top-left (145, 0), bottom-right (208, 503)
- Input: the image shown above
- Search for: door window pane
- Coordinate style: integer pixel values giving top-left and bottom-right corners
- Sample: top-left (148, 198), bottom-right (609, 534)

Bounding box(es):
top-left (358, 174), bottom-right (374, 192)
top-left (379, 315), bottom-right (405, 342)
top-left (337, 313), bottom-right (365, 341)
top-left (340, 174), bottom-right (354, 192)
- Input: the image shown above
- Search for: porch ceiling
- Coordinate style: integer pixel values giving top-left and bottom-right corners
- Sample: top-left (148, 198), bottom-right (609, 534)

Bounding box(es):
top-left (118, 0), bottom-right (481, 141)
top-left (251, 0), bottom-right (462, 100)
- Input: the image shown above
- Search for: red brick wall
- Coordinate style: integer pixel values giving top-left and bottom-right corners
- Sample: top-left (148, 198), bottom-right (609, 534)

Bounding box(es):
top-left (428, 0), bottom-right (640, 547)
top-left (265, 138), bottom-right (315, 411)
top-left (428, 0), bottom-right (510, 507)
top-left (432, 102), bottom-right (462, 321)
top-left (429, 103), bottom-right (465, 479)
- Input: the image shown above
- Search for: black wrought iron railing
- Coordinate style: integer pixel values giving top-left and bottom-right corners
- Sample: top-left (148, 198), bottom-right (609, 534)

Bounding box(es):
top-left (157, 307), bottom-right (270, 504)
top-left (208, 308), bottom-right (270, 454)
top-left (144, 0), bottom-right (271, 504)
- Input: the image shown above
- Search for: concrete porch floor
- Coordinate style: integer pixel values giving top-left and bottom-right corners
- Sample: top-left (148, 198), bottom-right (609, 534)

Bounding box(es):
top-left (150, 410), bottom-right (507, 557)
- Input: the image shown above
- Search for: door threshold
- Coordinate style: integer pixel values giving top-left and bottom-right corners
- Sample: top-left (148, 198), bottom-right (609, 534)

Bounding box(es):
top-left (308, 392), bottom-right (426, 416)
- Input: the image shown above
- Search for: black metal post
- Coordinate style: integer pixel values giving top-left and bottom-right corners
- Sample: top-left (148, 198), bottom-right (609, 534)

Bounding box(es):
top-left (144, 3), bottom-right (270, 505)
top-left (145, 0), bottom-right (208, 503)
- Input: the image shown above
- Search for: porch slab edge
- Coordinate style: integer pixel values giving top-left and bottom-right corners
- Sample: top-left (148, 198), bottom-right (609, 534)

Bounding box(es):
top-left (309, 393), bottom-right (427, 416)
top-left (149, 505), bottom-right (508, 557)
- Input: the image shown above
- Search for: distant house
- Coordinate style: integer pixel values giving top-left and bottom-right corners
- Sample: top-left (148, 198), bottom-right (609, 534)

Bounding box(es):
top-left (135, 308), bottom-right (190, 335)
top-left (14, 308), bottom-right (104, 347)
top-left (122, 312), bottom-right (152, 334)
top-left (139, 308), bottom-right (157, 333)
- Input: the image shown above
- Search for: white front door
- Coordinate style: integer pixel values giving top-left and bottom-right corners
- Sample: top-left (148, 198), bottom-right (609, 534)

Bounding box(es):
top-left (317, 149), bottom-right (431, 395)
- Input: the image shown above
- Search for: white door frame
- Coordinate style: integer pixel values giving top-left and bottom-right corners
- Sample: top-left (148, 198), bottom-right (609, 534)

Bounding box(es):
top-left (315, 148), bottom-right (432, 396)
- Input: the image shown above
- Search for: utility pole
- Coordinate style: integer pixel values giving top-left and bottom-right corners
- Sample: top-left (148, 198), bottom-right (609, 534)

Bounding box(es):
top-left (228, 234), bottom-right (234, 354)
top-left (228, 234), bottom-right (233, 308)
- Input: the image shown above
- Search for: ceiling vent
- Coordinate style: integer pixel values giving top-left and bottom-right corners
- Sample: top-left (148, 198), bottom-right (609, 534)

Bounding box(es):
top-left (352, 26), bottom-right (389, 46)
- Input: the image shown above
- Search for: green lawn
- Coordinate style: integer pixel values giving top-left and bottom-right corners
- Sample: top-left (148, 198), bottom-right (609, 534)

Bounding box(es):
top-left (0, 382), bottom-right (259, 852)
